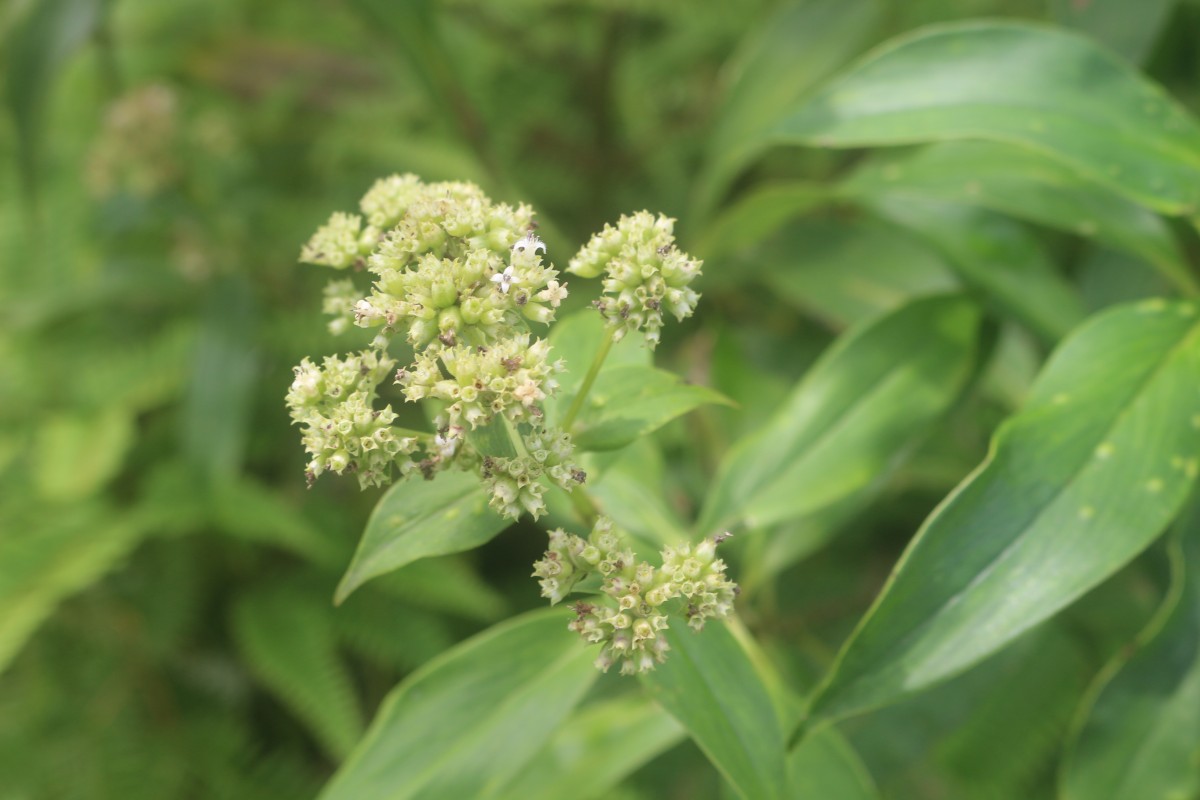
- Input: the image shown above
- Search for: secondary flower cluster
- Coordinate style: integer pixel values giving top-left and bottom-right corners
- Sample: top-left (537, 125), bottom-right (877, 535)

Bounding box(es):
top-left (532, 518), bottom-right (737, 674)
top-left (568, 211), bottom-right (702, 348)
top-left (286, 350), bottom-right (418, 489)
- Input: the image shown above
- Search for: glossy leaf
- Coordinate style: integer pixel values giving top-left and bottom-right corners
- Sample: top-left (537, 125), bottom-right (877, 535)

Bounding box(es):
top-left (790, 729), bottom-right (879, 800)
top-left (1061, 521), bottom-right (1200, 800)
top-left (698, 294), bottom-right (981, 535)
top-left (320, 609), bottom-right (597, 800)
top-left (335, 470), bottom-right (507, 604)
top-left (571, 365), bottom-right (731, 452)
top-left (760, 217), bottom-right (958, 330)
top-left (865, 196), bottom-right (1084, 341)
top-left (640, 619), bottom-right (789, 800)
top-left (806, 299), bottom-right (1200, 723)
top-left (694, 0), bottom-right (881, 219)
top-left (495, 695), bottom-right (685, 800)
top-left (774, 22), bottom-right (1200, 214)
top-left (843, 142), bottom-right (1198, 294)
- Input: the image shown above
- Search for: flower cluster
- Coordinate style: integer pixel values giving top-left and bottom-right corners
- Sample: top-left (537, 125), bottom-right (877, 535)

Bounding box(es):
top-left (567, 211), bottom-right (702, 348)
top-left (481, 427), bottom-right (585, 519)
top-left (532, 518), bottom-right (737, 674)
top-left (288, 175), bottom-right (582, 518)
top-left (286, 350), bottom-right (418, 489)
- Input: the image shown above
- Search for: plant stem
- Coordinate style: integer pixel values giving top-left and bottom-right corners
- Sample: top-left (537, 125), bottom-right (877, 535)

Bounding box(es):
top-left (567, 485), bottom-right (600, 526)
top-left (561, 326), bottom-right (616, 431)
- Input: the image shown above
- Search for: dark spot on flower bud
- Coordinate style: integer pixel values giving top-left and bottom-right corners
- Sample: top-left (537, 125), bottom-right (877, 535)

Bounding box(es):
top-left (502, 357), bottom-right (521, 373)
top-left (573, 601), bottom-right (593, 616)
top-left (571, 469), bottom-right (587, 483)
top-left (439, 330), bottom-right (456, 346)
top-left (515, 292), bottom-right (528, 306)
top-left (305, 470), bottom-right (316, 488)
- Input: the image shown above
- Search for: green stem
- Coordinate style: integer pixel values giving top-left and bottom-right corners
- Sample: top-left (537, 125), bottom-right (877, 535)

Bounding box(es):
top-left (561, 325), bottom-right (616, 431)
top-left (566, 485), bottom-right (600, 527)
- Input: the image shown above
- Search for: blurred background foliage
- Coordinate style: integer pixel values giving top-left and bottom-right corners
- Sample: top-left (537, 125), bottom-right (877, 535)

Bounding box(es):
top-left (2, 0), bottom-right (1197, 797)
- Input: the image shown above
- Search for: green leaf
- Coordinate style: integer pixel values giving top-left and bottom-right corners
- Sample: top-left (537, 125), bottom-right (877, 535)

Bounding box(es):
top-left (32, 405), bottom-right (134, 501)
top-left (545, 311), bottom-right (649, 424)
top-left (842, 142), bottom-right (1198, 295)
top-left (571, 365), bottom-right (731, 452)
top-left (588, 440), bottom-right (690, 547)
top-left (694, 0), bottom-right (881, 219)
top-left (0, 504), bottom-right (145, 673)
top-left (694, 183), bottom-right (832, 268)
top-left (640, 619), bottom-right (788, 800)
top-left (232, 583), bottom-right (363, 760)
top-left (774, 21), bottom-right (1200, 215)
top-left (494, 695), bottom-right (685, 800)
top-left (760, 216), bottom-right (959, 330)
top-left (806, 298), bottom-right (1200, 723)
top-left (336, 470), bottom-right (508, 604)
top-left (4, 0), bottom-right (104, 203)
top-left (1061, 518), bottom-right (1200, 800)
top-left (698, 294), bottom-right (981, 535)
top-left (1050, 0), bottom-right (1177, 65)
top-left (181, 277), bottom-right (258, 482)
top-left (864, 196), bottom-right (1084, 341)
top-left (789, 729), bottom-right (879, 800)
top-left (320, 609), bottom-right (598, 800)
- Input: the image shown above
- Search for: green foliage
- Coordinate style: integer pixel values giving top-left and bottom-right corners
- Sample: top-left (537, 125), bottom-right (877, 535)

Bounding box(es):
top-left (7, 0), bottom-right (1200, 797)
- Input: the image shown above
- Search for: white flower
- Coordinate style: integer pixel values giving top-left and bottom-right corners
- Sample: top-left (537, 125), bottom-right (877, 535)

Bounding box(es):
top-left (512, 233), bottom-right (546, 255)
top-left (491, 266), bottom-right (515, 294)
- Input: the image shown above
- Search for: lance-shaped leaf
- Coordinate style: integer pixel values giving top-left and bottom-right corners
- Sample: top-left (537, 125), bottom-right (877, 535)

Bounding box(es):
top-left (495, 695), bottom-right (685, 800)
top-left (693, 0), bottom-right (881, 219)
top-left (773, 22), bottom-right (1200, 215)
top-left (336, 470), bottom-right (507, 604)
top-left (790, 729), bottom-right (879, 800)
top-left (806, 298), bottom-right (1200, 723)
top-left (864, 196), bottom-right (1084, 341)
top-left (698, 294), bottom-right (981, 535)
top-left (842, 142), bottom-right (1197, 294)
top-left (640, 619), bottom-right (789, 800)
top-left (320, 609), bottom-right (597, 800)
top-left (1061, 516), bottom-right (1200, 800)
top-left (570, 365), bottom-right (731, 452)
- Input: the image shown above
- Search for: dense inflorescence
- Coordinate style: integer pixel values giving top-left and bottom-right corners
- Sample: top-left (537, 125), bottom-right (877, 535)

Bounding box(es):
top-left (532, 518), bottom-right (737, 675)
top-left (289, 175), bottom-right (730, 674)
top-left (287, 175), bottom-right (579, 516)
top-left (567, 211), bottom-right (702, 348)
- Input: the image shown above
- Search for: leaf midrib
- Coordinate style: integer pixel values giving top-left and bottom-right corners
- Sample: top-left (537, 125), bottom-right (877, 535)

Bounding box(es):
top-left (714, 312), bottom-right (967, 532)
top-left (405, 642), bottom-right (592, 800)
top-left (659, 629), bottom-right (785, 800)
